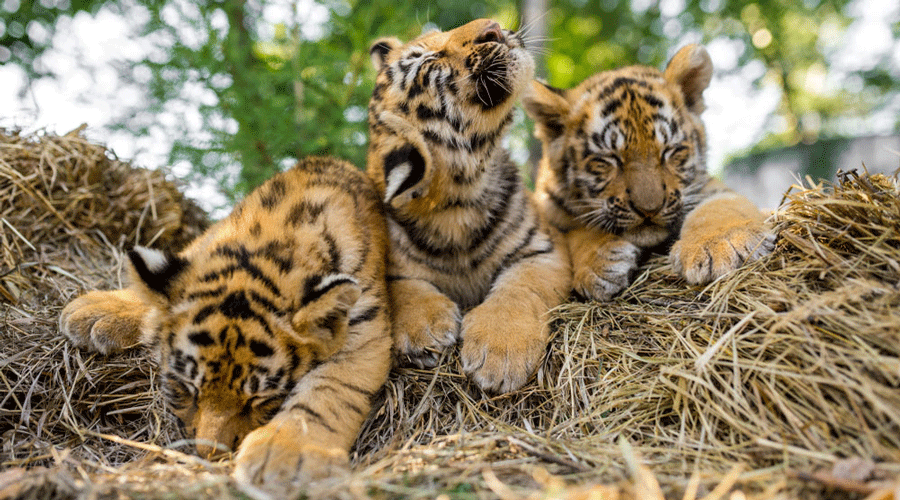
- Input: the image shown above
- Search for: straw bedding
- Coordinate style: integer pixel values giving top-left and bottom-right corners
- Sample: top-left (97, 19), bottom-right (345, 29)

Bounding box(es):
top-left (2, 128), bottom-right (898, 499)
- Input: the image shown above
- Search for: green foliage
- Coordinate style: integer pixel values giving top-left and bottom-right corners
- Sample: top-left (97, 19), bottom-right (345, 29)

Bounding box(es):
top-left (542, 0), bottom-right (898, 149)
top-left (0, 0), bottom-right (107, 71)
top-left (113, 0), bottom-right (511, 205)
top-left (6, 0), bottom-right (899, 205)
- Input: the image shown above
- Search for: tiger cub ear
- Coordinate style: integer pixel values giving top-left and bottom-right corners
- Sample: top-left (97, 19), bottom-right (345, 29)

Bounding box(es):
top-left (127, 246), bottom-right (189, 305)
top-left (292, 275), bottom-right (361, 359)
top-left (522, 80), bottom-right (571, 142)
top-left (370, 109), bottom-right (434, 206)
top-left (370, 37), bottom-right (401, 71)
top-left (663, 44), bottom-right (713, 115)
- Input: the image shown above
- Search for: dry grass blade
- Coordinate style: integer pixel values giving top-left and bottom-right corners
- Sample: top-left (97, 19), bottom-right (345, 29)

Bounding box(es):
top-left (2, 129), bottom-right (899, 500)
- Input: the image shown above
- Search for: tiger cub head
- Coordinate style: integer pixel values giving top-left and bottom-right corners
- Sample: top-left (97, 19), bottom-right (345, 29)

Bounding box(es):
top-left (367, 19), bottom-right (534, 207)
top-left (524, 44), bottom-right (713, 248)
top-left (126, 246), bottom-right (360, 458)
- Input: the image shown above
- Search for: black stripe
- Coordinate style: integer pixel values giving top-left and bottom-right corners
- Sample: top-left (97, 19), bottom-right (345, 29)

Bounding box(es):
top-left (341, 400), bottom-right (366, 416)
top-left (286, 200), bottom-right (326, 227)
top-left (596, 77), bottom-right (650, 101)
top-left (348, 305), bottom-right (380, 326)
top-left (250, 340), bottom-right (274, 357)
top-left (323, 231), bottom-right (341, 272)
top-left (320, 334), bottom-right (389, 365)
top-left (465, 167), bottom-right (520, 252)
top-left (416, 104), bottom-right (445, 122)
top-left (601, 98), bottom-right (622, 117)
top-left (259, 178), bottom-right (286, 209)
top-left (248, 290), bottom-right (280, 315)
top-left (186, 286), bottom-right (226, 301)
top-left (290, 403), bottom-right (337, 434)
top-left (193, 305), bottom-right (217, 325)
top-left (319, 376), bottom-right (378, 398)
top-left (407, 79), bottom-right (424, 99)
top-left (548, 189), bottom-right (579, 219)
top-left (421, 129), bottom-right (460, 151)
top-left (258, 241), bottom-right (293, 273)
top-left (199, 294), bottom-right (275, 338)
top-left (488, 224), bottom-right (542, 283)
top-left (300, 275), bottom-right (356, 307)
top-left (207, 246), bottom-right (282, 296)
top-left (642, 92), bottom-right (664, 108)
top-left (188, 330), bottom-right (214, 346)
top-left (469, 192), bottom-right (528, 269)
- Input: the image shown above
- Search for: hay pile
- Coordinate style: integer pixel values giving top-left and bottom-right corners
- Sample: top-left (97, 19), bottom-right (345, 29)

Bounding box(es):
top-left (2, 129), bottom-right (899, 500)
top-left (0, 127), bottom-right (209, 495)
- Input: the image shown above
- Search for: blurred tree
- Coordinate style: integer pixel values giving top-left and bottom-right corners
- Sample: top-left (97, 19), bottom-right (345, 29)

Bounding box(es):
top-left (538, 0), bottom-right (899, 154)
top-left (5, 0), bottom-right (898, 205)
top-left (0, 0), bottom-right (108, 72)
top-left (112, 0), bottom-right (511, 204)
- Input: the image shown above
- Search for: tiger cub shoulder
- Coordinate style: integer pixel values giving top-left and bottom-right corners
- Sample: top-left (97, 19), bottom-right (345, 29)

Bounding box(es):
top-left (59, 157), bottom-right (391, 493)
top-left (524, 44), bottom-right (773, 300)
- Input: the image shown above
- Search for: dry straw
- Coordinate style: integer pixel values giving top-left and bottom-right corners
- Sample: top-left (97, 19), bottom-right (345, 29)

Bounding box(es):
top-left (2, 128), bottom-right (898, 499)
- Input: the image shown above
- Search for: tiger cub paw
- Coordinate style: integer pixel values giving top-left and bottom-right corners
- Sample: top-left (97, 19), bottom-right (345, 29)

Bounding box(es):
top-left (58, 289), bottom-right (147, 354)
top-left (392, 288), bottom-right (461, 368)
top-left (573, 238), bottom-right (641, 301)
top-left (670, 221), bottom-right (775, 285)
top-left (233, 419), bottom-right (349, 493)
top-left (460, 301), bottom-right (545, 393)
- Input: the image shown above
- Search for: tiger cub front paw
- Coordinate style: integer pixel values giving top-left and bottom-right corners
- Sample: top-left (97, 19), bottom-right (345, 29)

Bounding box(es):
top-left (59, 289), bottom-right (148, 354)
top-left (573, 238), bottom-right (641, 301)
top-left (233, 419), bottom-right (349, 493)
top-left (391, 280), bottom-right (461, 368)
top-left (670, 220), bottom-right (774, 285)
top-left (460, 301), bottom-right (545, 393)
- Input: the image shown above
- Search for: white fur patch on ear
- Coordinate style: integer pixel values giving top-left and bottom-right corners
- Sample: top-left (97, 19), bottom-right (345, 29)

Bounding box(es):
top-left (132, 246), bottom-right (169, 273)
top-left (384, 162), bottom-right (412, 203)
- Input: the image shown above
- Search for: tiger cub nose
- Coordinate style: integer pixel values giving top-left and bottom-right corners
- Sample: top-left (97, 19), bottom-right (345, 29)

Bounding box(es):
top-left (476, 22), bottom-right (505, 44)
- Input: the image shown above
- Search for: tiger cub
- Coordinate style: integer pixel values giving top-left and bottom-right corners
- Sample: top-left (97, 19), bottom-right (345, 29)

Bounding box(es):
top-left (523, 44), bottom-right (773, 300)
top-left (59, 157), bottom-right (391, 490)
top-left (366, 19), bottom-right (571, 393)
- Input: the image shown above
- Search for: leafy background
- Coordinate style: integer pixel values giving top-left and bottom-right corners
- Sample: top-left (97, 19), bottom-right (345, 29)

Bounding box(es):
top-left (2, 0), bottom-right (898, 213)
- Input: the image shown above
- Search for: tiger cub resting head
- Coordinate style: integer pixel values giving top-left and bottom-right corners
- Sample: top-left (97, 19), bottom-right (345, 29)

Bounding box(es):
top-left (524, 44), bottom-right (773, 300)
top-left (366, 19), bottom-right (570, 393)
top-left (59, 157), bottom-right (391, 492)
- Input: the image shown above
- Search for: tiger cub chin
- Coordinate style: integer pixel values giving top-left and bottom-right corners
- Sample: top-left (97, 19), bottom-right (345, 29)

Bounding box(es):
top-left (59, 157), bottom-right (391, 492)
top-left (366, 19), bottom-right (571, 393)
top-left (523, 44), bottom-right (773, 300)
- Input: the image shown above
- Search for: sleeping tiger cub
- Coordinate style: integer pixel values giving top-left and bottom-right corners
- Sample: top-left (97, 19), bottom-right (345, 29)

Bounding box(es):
top-left (523, 44), bottom-right (773, 300)
top-left (367, 19), bottom-right (571, 393)
top-left (58, 157), bottom-right (391, 490)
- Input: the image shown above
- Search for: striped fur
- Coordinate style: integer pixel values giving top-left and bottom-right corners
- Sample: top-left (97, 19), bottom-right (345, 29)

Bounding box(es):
top-left (367, 19), bottom-right (571, 393)
top-left (524, 45), bottom-right (773, 299)
top-left (59, 157), bottom-right (391, 489)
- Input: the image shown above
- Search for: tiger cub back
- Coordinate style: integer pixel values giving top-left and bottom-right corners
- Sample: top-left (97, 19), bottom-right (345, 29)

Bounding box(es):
top-left (366, 19), bottom-right (571, 393)
top-left (59, 157), bottom-right (391, 493)
top-left (524, 45), bottom-right (773, 300)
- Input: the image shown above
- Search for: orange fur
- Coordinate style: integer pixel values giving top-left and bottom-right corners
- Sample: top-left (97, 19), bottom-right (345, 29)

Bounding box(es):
top-left (524, 45), bottom-right (773, 297)
top-left (367, 19), bottom-right (571, 392)
top-left (59, 157), bottom-right (391, 493)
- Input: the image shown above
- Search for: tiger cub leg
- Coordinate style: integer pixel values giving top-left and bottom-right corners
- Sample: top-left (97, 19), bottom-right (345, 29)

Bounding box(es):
top-left (389, 277), bottom-right (461, 368)
top-left (670, 191), bottom-right (774, 285)
top-left (460, 242), bottom-right (570, 393)
top-left (567, 227), bottom-right (641, 301)
top-left (59, 289), bottom-right (150, 353)
top-left (233, 292), bottom-right (392, 489)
